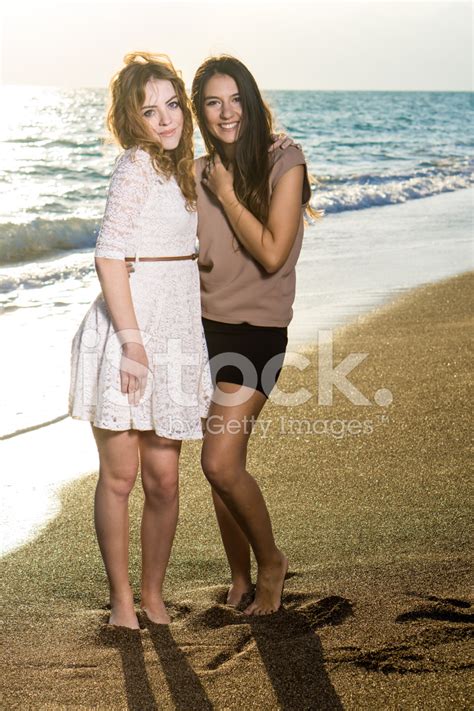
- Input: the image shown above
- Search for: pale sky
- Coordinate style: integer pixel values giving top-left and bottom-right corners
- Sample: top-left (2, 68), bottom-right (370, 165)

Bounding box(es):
top-left (1, 0), bottom-right (472, 90)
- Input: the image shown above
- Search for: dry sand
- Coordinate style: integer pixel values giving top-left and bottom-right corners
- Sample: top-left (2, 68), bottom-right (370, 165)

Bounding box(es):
top-left (1, 271), bottom-right (473, 710)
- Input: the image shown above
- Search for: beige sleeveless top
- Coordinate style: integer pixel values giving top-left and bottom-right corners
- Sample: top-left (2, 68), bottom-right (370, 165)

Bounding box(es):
top-left (196, 144), bottom-right (311, 327)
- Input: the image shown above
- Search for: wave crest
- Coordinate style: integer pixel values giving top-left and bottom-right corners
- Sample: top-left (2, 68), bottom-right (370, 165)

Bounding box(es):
top-left (0, 218), bottom-right (98, 265)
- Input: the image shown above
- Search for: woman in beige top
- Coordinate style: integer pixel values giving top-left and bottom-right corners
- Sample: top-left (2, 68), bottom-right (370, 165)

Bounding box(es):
top-left (191, 55), bottom-right (319, 616)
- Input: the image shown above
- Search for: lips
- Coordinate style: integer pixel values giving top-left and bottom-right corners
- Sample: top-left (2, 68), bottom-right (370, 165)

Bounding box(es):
top-left (159, 128), bottom-right (177, 137)
top-left (218, 122), bottom-right (239, 131)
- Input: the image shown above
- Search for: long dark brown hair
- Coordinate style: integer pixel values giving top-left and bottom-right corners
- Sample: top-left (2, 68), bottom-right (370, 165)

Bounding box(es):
top-left (191, 55), bottom-right (274, 223)
top-left (107, 51), bottom-right (196, 210)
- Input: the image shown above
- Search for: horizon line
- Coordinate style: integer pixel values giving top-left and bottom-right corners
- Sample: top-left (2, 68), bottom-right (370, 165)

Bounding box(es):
top-left (0, 83), bottom-right (472, 93)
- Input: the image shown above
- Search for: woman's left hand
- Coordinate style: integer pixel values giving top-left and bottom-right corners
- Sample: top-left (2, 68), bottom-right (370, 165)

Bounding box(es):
top-left (201, 154), bottom-right (235, 201)
top-left (269, 132), bottom-right (300, 152)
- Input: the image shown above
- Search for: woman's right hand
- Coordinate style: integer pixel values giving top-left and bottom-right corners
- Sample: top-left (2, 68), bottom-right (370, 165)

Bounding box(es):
top-left (125, 261), bottom-right (135, 278)
top-left (120, 342), bottom-right (149, 406)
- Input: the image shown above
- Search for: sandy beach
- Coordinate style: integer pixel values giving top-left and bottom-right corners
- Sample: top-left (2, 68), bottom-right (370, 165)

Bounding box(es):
top-left (1, 270), bottom-right (472, 710)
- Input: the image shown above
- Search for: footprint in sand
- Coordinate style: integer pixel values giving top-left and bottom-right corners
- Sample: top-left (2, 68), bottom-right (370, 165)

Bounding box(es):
top-left (397, 594), bottom-right (474, 624)
top-left (330, 595), bottom-right (473, 675)
top-left (291, 595), bottom-right (354, 629)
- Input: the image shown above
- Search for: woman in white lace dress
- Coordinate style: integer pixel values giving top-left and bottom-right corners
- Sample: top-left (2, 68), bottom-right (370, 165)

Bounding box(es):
top-left (68, 53), bottom-right (212, 629)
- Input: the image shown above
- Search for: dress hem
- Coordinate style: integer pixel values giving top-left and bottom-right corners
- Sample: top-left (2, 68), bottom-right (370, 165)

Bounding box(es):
top-left (68, 412), bottom-right (206, 441)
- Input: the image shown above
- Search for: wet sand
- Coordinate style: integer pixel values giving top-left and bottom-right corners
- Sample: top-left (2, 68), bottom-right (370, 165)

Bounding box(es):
top-left (1, 271), bottom-right (472, 710)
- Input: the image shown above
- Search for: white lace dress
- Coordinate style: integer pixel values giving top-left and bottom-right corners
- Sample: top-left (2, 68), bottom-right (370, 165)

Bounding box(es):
top-left (68, 147), bottom-right (212, 439)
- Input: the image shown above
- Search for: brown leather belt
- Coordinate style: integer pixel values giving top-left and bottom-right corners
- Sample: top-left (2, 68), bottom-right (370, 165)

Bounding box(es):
top-left (125, 253), bottom-right (198, 262)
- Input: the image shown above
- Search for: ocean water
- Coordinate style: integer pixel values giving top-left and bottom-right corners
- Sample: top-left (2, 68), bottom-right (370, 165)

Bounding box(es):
top-left (1, 87), bottom-right (472, 269)
top-left (0, 87), bottom-right (473, 439)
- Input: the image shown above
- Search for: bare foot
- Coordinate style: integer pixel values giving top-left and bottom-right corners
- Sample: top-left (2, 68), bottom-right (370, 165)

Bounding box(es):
top-left (140, 596), bottom-right (171, 625)
top-left (226, 579), bottom-right (253, 607)
top-left (108, 598), bottom-right (140, 629)
top-left (243, 552), bottom-right (288, 616)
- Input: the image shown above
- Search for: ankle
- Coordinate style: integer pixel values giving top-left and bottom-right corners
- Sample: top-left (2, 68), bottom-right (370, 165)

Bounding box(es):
top-left (258, 549), bottom-right (286, 570)
top-left (110, 586), bottom-right (134, 604)
top-left (230, 574), bottom-right (252, 589)
top-left (141, 588), bottom-right (165, 603)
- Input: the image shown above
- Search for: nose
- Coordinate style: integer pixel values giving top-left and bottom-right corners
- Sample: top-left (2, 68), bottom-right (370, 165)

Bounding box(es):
top-left (158, 108), bottom-right (172, 126)
top-left (219, 101), bottom-right (233, 120)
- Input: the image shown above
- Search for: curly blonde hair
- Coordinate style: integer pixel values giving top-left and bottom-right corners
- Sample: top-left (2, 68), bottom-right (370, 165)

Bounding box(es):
top-left (107, 51), bottom-right (196, 210)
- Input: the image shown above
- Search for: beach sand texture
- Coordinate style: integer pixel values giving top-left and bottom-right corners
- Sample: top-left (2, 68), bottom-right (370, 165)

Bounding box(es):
top-left (1, 271), bottom-right (472, 710)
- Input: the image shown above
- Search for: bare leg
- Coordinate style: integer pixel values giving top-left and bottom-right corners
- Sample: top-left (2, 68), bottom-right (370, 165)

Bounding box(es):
top-left (211, 488), bottom-right (252, 605)
top-left (202, 384), bottom-right (288, 615)
top-left (92, 426), bottom-right (140, 629)
top-left (139, 432), bottom-right (181, 624)
top-left (201, 415), bottom-right (252, 604)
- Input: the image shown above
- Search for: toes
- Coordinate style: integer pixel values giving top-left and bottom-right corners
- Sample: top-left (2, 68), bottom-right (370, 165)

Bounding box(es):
top-left (243, 597), bottom-right (282, 616)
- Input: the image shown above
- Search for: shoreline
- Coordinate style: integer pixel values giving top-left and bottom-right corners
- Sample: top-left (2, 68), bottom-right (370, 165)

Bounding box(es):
top-left (1, 270), bottom-right (472, 709)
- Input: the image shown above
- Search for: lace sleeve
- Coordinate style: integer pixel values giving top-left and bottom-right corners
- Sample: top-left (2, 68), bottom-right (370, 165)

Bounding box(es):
top-left (95, 149), bottom-right (152, 259)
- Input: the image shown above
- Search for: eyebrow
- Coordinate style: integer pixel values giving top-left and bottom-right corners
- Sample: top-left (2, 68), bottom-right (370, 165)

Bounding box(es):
top-left (204, 93), bottom-right (240, 100)
top-left (142, 95), bottom-right (178, 109)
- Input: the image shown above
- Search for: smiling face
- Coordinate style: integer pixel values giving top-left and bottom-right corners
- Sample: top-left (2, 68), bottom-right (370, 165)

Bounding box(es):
top-left (140, 77), bottom-right (184, 150)
top-left (202, 73), bottom-right (242, 145)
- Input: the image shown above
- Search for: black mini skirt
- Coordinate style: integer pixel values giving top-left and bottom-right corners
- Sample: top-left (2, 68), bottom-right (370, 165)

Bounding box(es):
top-left (202, 317), bottom-right (288, 398)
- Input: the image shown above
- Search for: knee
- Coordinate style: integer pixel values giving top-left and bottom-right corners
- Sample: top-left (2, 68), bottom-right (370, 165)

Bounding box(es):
top-left (201, 448), bottom-right (241, 492)
top-left (100, 465), bottom-right (138, 498)
top-left (142, 468), bottom-right (178, 504)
